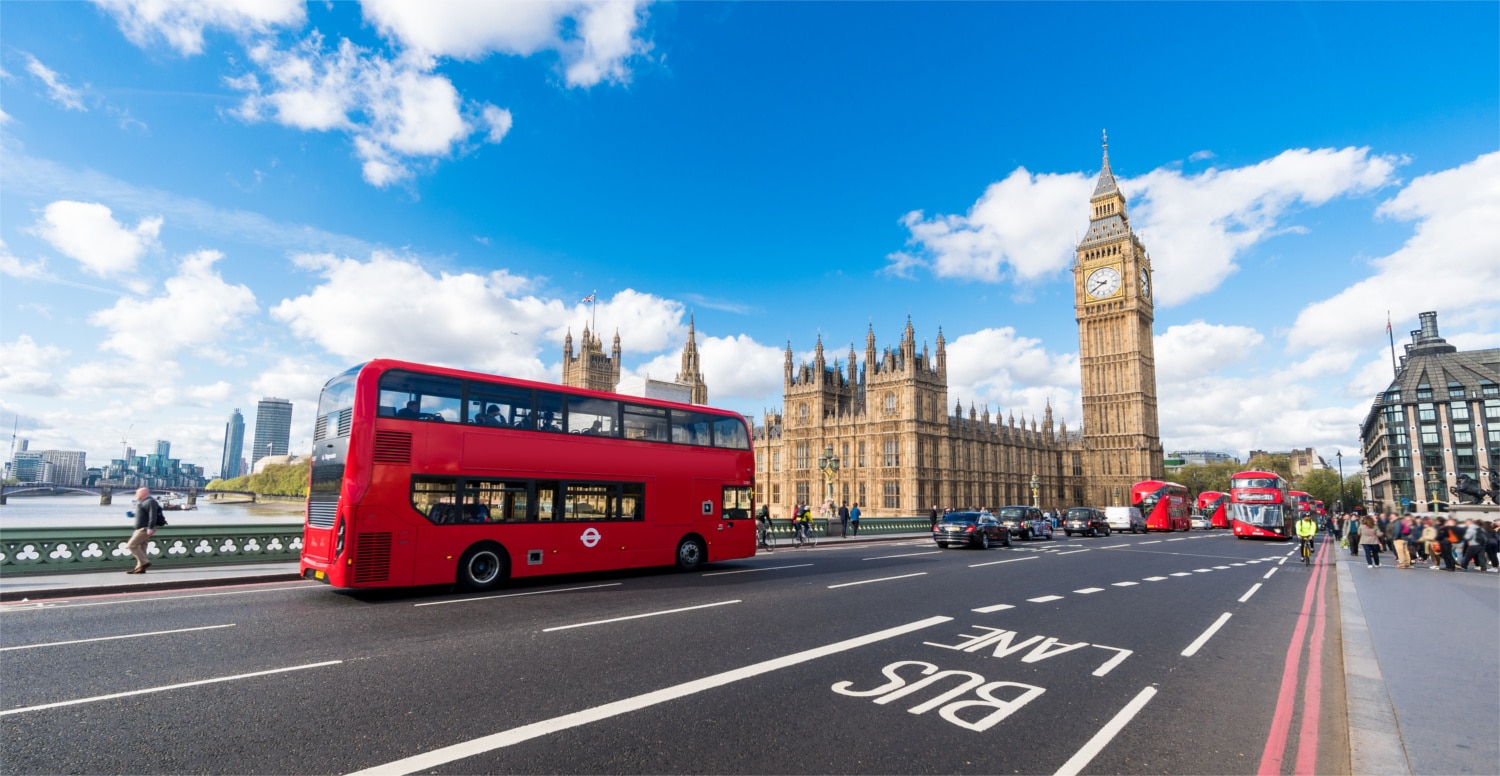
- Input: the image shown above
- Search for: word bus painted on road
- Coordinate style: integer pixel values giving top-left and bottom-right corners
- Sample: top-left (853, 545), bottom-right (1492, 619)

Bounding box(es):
top-left (298, 359), bottom-right (756, 590)
top-left (1131, 480), bottom-right (1190, 531)
top-left (1196, 490), bottom-right (1230, 529)
top-left (1228, 470), bottom-right (1294, 540)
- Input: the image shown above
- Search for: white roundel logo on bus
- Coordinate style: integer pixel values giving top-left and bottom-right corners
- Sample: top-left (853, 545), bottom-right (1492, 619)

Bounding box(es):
top-left (580, 527), bottom-right (601, 548)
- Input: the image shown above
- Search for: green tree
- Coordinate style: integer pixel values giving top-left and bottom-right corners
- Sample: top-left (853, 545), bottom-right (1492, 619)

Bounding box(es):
top-left (1174, 462), bottom-right (1238, 499)
top-left (1245, 454), bottom-right (1293, 480)
top-left (203, 461), bottom-right (308, 497)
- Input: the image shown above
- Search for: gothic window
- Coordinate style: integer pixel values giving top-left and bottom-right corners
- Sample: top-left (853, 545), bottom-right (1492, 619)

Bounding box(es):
top-left (884, 393), bottom-right (896, 414)
top-left (883, 438), bottom-right (899, 467)
top-left (795, 444), bottom-right (810, 470)
top-left (795, 481), bottom-right (809, 504)
top-left (798, 403), bottom-right (809, 423)
top-left (842, 443), bottom-right (849, 462)
top-left (858, 481), bottom-right (867, 505)
top-left (883, 481), bottom-right (900, 509)
top-left (857, 441), bottom-right (866, 467)
top-left (772, 451), bottom-right (780, 472)
top-left (771, 483), bottom-right (781, 504)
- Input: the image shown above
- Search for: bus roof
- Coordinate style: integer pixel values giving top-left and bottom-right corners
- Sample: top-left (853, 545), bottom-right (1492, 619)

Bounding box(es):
top-left (1232, 470), bottom-right (1282, 480)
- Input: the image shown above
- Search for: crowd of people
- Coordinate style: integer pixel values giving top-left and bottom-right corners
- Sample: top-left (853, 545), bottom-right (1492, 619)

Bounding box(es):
top-left (1329, 512), bottom-right (1499, 571)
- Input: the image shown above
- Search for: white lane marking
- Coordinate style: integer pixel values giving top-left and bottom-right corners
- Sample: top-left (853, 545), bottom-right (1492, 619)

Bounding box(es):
top-left (1111, 581), bottom-right (1139, 587)
top-left (543, 600), bottom-right (739, 632)
top-left (1074, 588), bottom-right (1105, 594)
top-left (701, 564), bottom-right (813, 577)
top-left (0, 660), bottom-right (342, 716)
top-left (1230, 563), bottom-right (1246, 567)
top-left (1278, 557), bottom-right (1288, 565)
top-left (969, 556), bottom-right (1038, 568)
top-left (1138, 540), bottom-right (1161, 545)
top-left (1053, 686), bottom-right (1159, 776)
top-left (1263, 567), bottom-right (1278, 579)
top-left (1286, 549), bottom-right (1296, 556)
top-left (0, 624), bottom-right (235, 652)
top-left (1238, 584), bottom-right (1263, 603)
top-left (1167, 538), bottom-right (1187, 542)
top-left (0, 585), bottom-right (307, 612)
top-left (827, 572), bottom-right (927, 589)
top-left (1181, 612), bottom-right (1233, 657)
top-left (349, 616), bottom-right (955, 776)
top-left (1028, 595), bottom-right (1064, 603)
top-left (1143, 576), bottom-right (1168, 582)
top-left (862, 551), bottom-right (941, 560)
top-left (1213, 565), bottom-right (1231, 570)
top-left (1170, 572), bottom-right (1192, 577)
top-left (1193, 568), bottom-right (1212, 573)
top-left (1099, 544), bottom-right (1129, 549)
top-left (416, 583), bottom-right (622, 607)
top-left (1056, 549), bottom-right (1090, 556)
top-left (972, 603), bottom-right (1015, 613)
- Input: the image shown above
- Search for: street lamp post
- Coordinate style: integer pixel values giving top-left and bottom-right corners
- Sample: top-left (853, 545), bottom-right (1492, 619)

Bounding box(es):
top-left (1335, 450), bottom-right (1346, 516)
top-left (817, 444), bottom-right (840, 531)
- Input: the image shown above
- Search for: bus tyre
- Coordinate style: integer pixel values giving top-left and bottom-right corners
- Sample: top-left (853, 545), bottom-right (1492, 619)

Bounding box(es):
top-left (675, 537), bottom-right (706, 571)
top-left (457, 544), bottom-right (508, 592)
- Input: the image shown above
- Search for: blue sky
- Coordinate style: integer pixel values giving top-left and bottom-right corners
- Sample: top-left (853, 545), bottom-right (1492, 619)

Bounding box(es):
top-left (2, 1), bottom-right (1497, 477)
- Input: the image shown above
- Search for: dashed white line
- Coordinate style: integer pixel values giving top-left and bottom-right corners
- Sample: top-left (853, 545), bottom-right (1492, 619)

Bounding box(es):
top-left (1138, 540), bottom-right (1162, 545)
top-left (1053, 687), bottom-right (1159, 776)
top-left (701, 564), bottom-right (812, 577)
top-left (1181, 612), bottom-right (1233, 657)
top-left (1278, 557), bottom-right (1288, 565)
top-left (417, 583), bottom-right (622, 606)
top-left (969, 556), bottom-right (1038, 568)
top-left (1213, 565), bottom-right (1231, 570)
top-left (0, 624), bottom-right (235, 651)
top-left (0, 660), bottom-right (342, 716)
top-left (1074, 587), bottom-right (1105, 594)
top-left (972, 603), bottom-right (1015, 613)
top-left (1111, 581), bottom-right (1139, 587)
top-left (1167, 538), bottom-right (1187, 542)
top-left (1170, 572), bottom-right (1192, 577)
top-left (1193, 568), bottom-right (1212, 573)
top-left (1143, 576), bottom-right (1168, 582)
top-left (1230, 563), bottom-right (1246, 567)
top-left (1056, 549), bottom-right (1090, 556)
top-left (1263, 567), bottom-right (1278, 579)
top-left (543, 600), bottom-right (739, 631)
top-left (1238, 583), bottom-right (1263, 602)
top-left (1100, 544), bottom-right (1129, 549)
top-left (827, 572), bottom-right (927, 589)
top-left (1028, 595), bottom-right (1064, 603)
top-left (862, 551), bottom-right (941, 561)
top-left (348, 616), bottom-right (954, 776)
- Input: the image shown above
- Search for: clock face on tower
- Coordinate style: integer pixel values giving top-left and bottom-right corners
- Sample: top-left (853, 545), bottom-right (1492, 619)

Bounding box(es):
top-left (1086, 266), bottom-right (1122, 299)
top-left (1139, 268), bottom-right (1151, 299)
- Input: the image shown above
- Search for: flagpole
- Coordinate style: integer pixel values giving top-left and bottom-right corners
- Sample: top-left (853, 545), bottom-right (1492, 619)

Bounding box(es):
top-left (1387, 311), bottom-right (1398, 378)
top-left (591, 290), bottom-right (597, 334)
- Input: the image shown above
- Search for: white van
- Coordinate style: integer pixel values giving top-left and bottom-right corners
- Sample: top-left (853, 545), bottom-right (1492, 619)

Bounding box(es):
top-left (1104, 506), bottom-right (1146, 534)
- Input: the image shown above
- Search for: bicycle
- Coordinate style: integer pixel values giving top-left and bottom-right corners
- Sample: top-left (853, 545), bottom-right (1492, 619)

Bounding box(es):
top-left (1299, 537), bottom-right (1315, 565)
top-left (757, 522), bottom-right (777, 553)
top-left (792, 520), bottom-right (818, 548)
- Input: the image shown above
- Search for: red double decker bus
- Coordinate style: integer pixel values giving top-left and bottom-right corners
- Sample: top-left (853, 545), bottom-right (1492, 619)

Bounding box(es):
top-left (299, 360), bottom-right (757, 591)
top-left (1229, 470), bottom-right (1294, 540)
top-left (1131, 480), bottom-right (1190, 531)
top-left (1196, 490), bottom-right (1230, 529)
top-left (1289, 490), bottom-right (1314, 519)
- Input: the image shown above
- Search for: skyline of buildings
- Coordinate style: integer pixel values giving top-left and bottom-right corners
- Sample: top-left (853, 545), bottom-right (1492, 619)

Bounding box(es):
top-left (221, 409), bottom-right (246, 480)
top-left (252, 397), bottom-right (294, 466)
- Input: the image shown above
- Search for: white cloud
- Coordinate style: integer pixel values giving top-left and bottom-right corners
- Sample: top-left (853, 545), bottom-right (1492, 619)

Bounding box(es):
top-left (24, 54), bottom-right (86, 111)
top-left (32, 201), bottom-right (161, 277)
top-left (698, 335), bottom-right (785, 403)
top-left (892, 147), bottom-right (1400, 306)
top-left (229, 35), bottom-right (493, 187)
top-left (1288, 151), bottom-right (1500, 353)
top-left (88, 250), bottom-right (258, 361)
top-left (0, 239), bottom-right (48, 279)
top-left (0, 336), bottom-right (69, 395)
top-left (185, 381), bottom-right (233, 403)
top-left (271, 252), bottom-right (684, 380)
top-left (360, 0), bottom-right (651, 88)
top-left (1152, 321), bottom-right (1264, 383)
top-left (945, 327), bottom-right (1081, 424)
top-left (92, 0), bottom-right (305, 56)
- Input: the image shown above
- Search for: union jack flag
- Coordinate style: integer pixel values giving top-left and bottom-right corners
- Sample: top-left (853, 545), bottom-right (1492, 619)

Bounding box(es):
top-left (581, 292), bottom-right (596, 304)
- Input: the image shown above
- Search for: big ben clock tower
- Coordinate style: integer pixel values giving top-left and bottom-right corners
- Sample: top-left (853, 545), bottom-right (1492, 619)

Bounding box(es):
top-left (1074, 134), bottom-right (1165, 506)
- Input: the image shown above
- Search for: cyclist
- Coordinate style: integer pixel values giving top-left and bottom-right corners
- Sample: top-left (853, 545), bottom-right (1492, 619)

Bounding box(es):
top-left (1295, 512), bottom-right (1319, 563)
top-left (756, 505), bottom-right (774, 552)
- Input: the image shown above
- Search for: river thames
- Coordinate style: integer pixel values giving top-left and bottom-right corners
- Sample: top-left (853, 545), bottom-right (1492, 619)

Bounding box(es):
top-left (0, 493), bottom-right (305, 529)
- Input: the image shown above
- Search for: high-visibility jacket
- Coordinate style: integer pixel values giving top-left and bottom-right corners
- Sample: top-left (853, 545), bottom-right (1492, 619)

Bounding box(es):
top-left (1295, 518), bottom-right (1318, 539)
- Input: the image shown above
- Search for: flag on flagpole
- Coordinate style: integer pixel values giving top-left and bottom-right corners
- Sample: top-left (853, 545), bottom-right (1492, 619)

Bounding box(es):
top-left (1386, 312), bottom-right (1391, 334)
top-left (581, 292), bottom-right (596, 304)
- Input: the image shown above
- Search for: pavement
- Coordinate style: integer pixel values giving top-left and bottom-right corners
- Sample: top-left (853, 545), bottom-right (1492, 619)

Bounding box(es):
top-left (5, 528), bottom-right (1495, 774)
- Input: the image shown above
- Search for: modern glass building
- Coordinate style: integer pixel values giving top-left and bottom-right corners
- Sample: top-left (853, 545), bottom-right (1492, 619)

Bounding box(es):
top-left (252, 397), bottom-right (294, 466)
top-left (221, 408), bottom-right (245, 479)
top-left (1361, 312), bottom-right (1499, 515)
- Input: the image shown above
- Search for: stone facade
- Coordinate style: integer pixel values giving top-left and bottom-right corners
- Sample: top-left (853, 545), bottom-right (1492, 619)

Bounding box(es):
top-left (1073, 136), bottom-right (1166, 505)
top-left (562, 326), bottom-right (621, 393)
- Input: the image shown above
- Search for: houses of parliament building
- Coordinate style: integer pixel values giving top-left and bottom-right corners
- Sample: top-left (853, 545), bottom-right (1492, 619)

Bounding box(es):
top-left (564, 141), bottom-right (1165, 517)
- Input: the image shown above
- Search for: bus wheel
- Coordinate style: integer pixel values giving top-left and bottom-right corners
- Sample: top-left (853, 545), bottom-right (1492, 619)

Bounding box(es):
top-left (675, 537), bottom-right (706, 571)
top-left (457, 543), bottom-right (508, 592)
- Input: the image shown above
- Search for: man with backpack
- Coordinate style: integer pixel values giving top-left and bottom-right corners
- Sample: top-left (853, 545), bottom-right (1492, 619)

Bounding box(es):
top-left (125, 487), bottom-right (165, 574)
top-left (1436, 518), bottom-right (1462, 571)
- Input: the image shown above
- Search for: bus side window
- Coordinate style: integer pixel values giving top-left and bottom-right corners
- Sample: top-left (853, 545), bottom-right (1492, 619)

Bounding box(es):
top-left (534, 481), bottom-right (559, 521)
top-left (412, 477), bottom-right (458, 523)
top-left (622, 404), bottom-right (668, 442)
top-left (619, 482), bottom-right (645, 521)
top-left (379, 371), bottom-right (463, 423)
top-left (712, 417), bottom-right (750, 449)
top-left (671, 410), bottom-right (713, 446)
top-left (468, 383), bottom-right (533, 429)
top-left (535, 393), bottom-right (565, 433)
top-left (567, 397), bottom-right (620, 436)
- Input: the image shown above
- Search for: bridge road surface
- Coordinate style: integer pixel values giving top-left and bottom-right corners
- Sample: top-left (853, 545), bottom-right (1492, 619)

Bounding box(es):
top-left (1, 531), bottom-right (1347, 775)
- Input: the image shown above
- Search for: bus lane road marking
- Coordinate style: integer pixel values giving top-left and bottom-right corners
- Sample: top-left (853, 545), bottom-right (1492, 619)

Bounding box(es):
top-left (1053, 687), bottom-right (1159, 776)
top-left (863, 550), bottom-right (941, 560)
top-left (702, 564), bottom-right (812, 577)
top-left (1239, 583), bottom-right (1263, 602)
top-left (0, 623), bottom-right (235, 652)
top-left (1181, 612), bottom-right (1233, 657)
top-left (349, 615), bottom-right (955, 776)
top-left (416, 583), bottom-right (622, 607)
top-left (543, 600), bottom-right (739, 631)
top-left (0, 660), bottom-right (342, 716)
top-left (828, 572), bottom-right (927, 589)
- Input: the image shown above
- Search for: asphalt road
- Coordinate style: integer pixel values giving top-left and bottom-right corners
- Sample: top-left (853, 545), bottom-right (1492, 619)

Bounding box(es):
top-left (0, 530), bottom-right (1347, 775)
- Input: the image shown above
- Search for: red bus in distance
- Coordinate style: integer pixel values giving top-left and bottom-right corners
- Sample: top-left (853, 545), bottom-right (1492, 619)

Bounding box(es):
top-left (1196, 490), bottom-right (1230, 529)
top-left (1229, 470), bottom-right (1294, 540)
top-left (1132, 480), bottom-right (1190, 531)
top-left (1289, 491), bottom-right (1313, 519)
top-left (1313, 500), bottom-right (1326, 519)
top-left (299, 359), bottom-right (757, 591)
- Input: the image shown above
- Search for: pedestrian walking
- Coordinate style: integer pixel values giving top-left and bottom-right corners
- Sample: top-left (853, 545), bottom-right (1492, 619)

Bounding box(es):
top-left (1358, 516), bottom-right (1382, 567)
top-left (125, 487), bottom-right (164, 574)
top-left (1459, 519), bottom-right (1492, 571)
top-left (929, 504), bottom-right (938, 529)
top-left (1345, 518), bottom-right (1361, 556)
top-left (838, 502), bottom-right (850, 538)
top-left (1485, 520), bottom-right (1500, 570)
top-left (1390, 514), bottom-right (1414, 568)
top-left (1418, 519), bottom-right (1440, 568)
top-left (1436, 518), bottom-right (1462, 571)
top-left (850, 503), bottom-right (861, 536)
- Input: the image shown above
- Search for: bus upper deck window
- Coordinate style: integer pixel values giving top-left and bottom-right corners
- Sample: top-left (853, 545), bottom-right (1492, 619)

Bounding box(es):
top-left (712, 417), bottom-right (750, 449)
top-left (379, 370), bottom-right (462, 422)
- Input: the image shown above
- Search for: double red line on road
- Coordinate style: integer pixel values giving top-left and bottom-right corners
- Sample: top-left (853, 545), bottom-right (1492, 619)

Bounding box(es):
top-left (1258, 539), bottom-right (1333, 775)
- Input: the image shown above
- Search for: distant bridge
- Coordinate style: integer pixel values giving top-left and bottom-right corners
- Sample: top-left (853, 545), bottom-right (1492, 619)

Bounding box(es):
top-left (0, 484), bottom-right (258, 505)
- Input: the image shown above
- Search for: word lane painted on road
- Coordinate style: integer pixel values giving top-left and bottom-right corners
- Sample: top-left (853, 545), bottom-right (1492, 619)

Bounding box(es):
top-left (923, 625), bottom-right (1133, 677)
